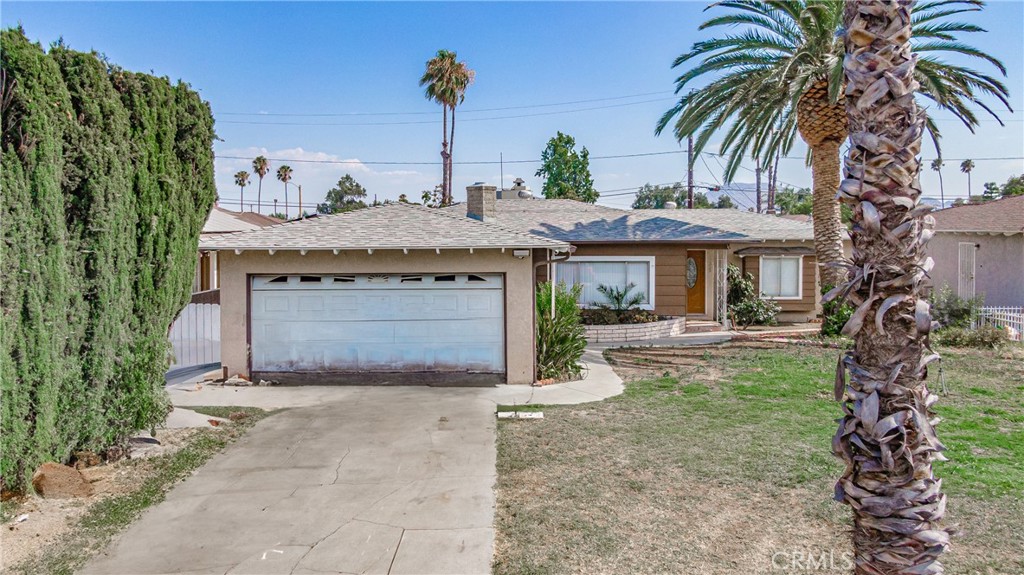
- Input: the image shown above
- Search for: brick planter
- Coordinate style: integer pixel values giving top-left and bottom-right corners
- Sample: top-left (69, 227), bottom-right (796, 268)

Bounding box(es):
top-left (584, 317), bottom-right (687, 343)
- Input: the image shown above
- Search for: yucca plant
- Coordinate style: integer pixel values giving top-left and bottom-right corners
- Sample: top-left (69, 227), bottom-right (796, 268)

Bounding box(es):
top-left (536, 282), bottom-right (587, 381)
top-left (595, 283), bottom-right (646, 312)
top-left (832, 2), bottom-right (953, 572)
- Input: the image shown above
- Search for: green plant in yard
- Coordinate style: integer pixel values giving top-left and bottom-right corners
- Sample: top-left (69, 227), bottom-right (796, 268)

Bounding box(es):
top-left (935, 326), bottom-right (1008, 349)
top-left (595, 283), bottom-right (646, 312)
top-left (536, 282), bottom-right (587, 381)
top-left (820, 284), bottom-right (853, 337)
top-left (726, 265), bottom-right (780, 328)
top-left (1, 28), bottom-right (215, 492)
top-left (931, 283), bottom-right (983, 329)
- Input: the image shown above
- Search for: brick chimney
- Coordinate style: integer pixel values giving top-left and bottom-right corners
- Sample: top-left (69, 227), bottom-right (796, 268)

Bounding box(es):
top-left (466, 182), bottom-right (497, 223)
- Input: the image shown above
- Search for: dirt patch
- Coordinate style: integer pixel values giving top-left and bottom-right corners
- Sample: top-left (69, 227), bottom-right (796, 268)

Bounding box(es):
top-left (1, 428), bottom-right (197, 571)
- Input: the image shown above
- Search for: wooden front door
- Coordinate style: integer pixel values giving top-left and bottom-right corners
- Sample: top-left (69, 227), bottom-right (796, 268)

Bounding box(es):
top-left (686, 250), bottom-right (706, 315)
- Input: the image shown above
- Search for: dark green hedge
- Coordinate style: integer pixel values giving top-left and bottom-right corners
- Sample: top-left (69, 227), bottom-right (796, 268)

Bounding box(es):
top-left (1, 28), bottom-right (216, 491)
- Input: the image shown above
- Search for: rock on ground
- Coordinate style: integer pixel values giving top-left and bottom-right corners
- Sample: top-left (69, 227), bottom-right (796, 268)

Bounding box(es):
top-left (31, 463), bottom-right (93, 499)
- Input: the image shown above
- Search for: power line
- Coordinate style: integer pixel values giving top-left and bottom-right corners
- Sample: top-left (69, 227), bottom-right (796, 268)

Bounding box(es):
top-left (217, 97), bottom-right (675, 126)
top-left (219, 91), bottom-right (674, 117)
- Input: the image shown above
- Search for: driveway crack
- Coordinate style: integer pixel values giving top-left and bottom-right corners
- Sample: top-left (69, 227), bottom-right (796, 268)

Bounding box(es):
top-left (386, 528), bottom-right (406, 575)
top-left (331, 447), bottom-right (352, 485)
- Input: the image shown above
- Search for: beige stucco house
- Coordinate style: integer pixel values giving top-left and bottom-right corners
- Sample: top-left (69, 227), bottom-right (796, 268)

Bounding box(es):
top-left (199, 184), bottom-right (831, 385)
top-left (925, 195), bottom-right (1024, 306)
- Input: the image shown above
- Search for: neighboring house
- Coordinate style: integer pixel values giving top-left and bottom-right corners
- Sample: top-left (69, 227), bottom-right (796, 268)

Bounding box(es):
top-left (456, 196), bottom-right (825, 324)
top-left (194, 207), bottom-right (282, 295)
top-left (198, 184), bottom-right (835, 385)
top-left (926, 195), bottom-right (1024, 306)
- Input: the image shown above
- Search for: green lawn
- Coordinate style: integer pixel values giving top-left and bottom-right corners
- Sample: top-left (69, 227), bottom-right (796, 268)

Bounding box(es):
top-left (494, 342), bottom-right (1024, 575)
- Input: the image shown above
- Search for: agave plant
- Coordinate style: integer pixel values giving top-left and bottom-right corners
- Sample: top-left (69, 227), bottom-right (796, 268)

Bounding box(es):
top-left (595, 283), bottom-right (646, 312)
top-left (831, 1), bottom-right (952, 572)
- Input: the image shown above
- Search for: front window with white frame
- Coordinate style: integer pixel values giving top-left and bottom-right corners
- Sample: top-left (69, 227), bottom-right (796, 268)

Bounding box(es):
top-left (555, 256), bottom-right (655, 310)
top-left (759, 256), bottom-right (802, 299)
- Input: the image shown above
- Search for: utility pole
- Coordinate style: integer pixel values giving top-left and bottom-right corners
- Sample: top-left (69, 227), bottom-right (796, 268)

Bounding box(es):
top-left (298, 185), bottom-right (303, 218)
top-left (755, 157), bottom-right (762, 214)
top-left (273, 198), bottom-right (278, 216)
top-left (686, 135), bottom-right (694, 209)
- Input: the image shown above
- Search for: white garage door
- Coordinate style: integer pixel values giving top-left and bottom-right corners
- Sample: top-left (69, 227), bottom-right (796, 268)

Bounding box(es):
top-left (250, 273), bottom-right (505, 374)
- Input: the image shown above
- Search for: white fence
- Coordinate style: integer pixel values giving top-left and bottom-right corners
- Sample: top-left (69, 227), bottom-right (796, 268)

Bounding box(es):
top-left (169, 303), bottom-right (221, 369)
top-left (974, 306), bottom-right (1023, 341)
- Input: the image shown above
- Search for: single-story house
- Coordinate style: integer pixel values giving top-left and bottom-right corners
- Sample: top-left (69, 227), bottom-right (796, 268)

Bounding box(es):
top-left (199, 184), bottom-right (830, 385)
top-left (198, 188), bottom-right (569, 385)
top-left (925, 194), bottom-right (1024, 306)
top-left (448, 193), bottom-right (825, 324)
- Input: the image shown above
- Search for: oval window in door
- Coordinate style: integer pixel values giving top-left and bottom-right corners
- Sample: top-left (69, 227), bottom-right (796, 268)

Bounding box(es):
top-left (686, 257), bottom-right (699, 289)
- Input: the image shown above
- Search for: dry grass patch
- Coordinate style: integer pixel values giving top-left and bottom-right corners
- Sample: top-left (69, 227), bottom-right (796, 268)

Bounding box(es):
top-left (494, 342), bottom-right (1023, 575)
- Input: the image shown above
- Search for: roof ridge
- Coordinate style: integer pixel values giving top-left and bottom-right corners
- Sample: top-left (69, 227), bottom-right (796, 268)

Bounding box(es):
top-left (423, 201), bottom-right (568, 244)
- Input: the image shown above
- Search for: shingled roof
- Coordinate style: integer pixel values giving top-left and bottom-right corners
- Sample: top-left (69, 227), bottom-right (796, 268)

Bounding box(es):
top-left (931, 195), bottom-right (1024, 234)
top-left (198, 202), bottom-right (569, 251)
top-left (445, 199), bottom-right (815, 243)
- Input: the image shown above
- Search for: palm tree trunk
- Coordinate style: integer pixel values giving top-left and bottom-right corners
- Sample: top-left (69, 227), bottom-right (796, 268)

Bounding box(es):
top-left (967, 171), bottom-right (972, 199)
top-left (836, 2), bottom-right (950, 573)
top-left (239, 186), bottom-right (244, 211)
top-left (441, 106), bottom-right (450, 205)
top-left (448, 105), bottom-right (456, 205)
top-left (257, 179), bottom-right (263, 214)
top-left (937, 170), bottom-right (945, 208)
top-left (284, 182), bottom-right (289, 219)
top-left (811, 140), bottom-right (846, 288)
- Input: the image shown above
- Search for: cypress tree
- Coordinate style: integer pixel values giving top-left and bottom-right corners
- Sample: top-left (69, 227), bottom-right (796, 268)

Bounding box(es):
top-left (0, 28), bottom-right (216, 491)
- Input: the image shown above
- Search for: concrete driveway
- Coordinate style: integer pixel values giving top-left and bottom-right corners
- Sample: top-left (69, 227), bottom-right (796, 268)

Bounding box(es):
top-left (83, 387), bottom-right (498, 575)
top-left (83, 349), bottom-right (626, 575)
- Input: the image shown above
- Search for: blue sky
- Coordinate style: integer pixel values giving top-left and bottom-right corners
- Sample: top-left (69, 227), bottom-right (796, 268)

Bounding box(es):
top-left (4, 1), bottom-right (1022, 213)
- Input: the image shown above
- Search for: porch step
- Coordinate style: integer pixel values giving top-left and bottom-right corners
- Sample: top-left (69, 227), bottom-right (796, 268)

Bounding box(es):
top-left (685, 320), bottom-right (724, 333)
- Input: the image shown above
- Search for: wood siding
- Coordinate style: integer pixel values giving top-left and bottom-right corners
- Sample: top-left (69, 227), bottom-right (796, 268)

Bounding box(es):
top-left (741, 254), bottom-right (817, 311)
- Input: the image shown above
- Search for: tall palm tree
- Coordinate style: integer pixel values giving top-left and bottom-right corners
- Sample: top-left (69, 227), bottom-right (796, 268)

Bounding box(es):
top-left (931, 158), bottom-right (945, 208)
top-left (420, 50), bottom-right (474, 205)
top-left (656, 0), bottom-right (1010, 289)
top-left (276, 165), bottom-right (293, 219)
top-left (234, 170), bottom-right (250, 211)
top-left (252, 155), bottom-right (270, 214)
top-left (834, 3), bottom-right (952, 572)
top-left (960, 158), bottom-right (975, 199)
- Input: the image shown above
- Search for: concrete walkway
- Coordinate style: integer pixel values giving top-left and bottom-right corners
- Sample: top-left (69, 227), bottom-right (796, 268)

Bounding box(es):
top-left (84, 351), bottom-right (624, 575)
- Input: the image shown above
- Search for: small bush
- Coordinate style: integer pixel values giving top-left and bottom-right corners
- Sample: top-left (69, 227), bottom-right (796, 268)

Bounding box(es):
top-left (727, 265), bottom-right (780, 328)
top-left (580, 308), bottom-right (621, 325)
top-left (821, 284), bottom-right (854, 337)
top-left (935, 326), bottom-right (1008, 349)
top-left (594, 283), bottom-right (646, 312)
top-left (931, 284), bottom-right (982, 329)
top-left (619, 309), bottom-right (660, 324)
top-left (536, 282), bottom-right (588, 381)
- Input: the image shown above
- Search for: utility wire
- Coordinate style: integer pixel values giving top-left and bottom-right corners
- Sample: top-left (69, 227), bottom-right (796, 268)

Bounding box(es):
top-left (219, 91), bottom-right (675, 117)
top-left (217, 97), bottom-right (675, 126)
top-left (215, 150), bottom-right (1023, 167)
